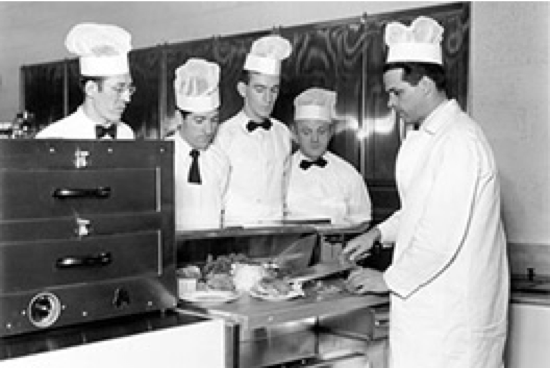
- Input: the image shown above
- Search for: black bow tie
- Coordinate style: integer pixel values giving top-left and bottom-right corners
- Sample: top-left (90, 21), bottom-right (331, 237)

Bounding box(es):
top-left (246, 119), bottom-right (272, 132)
top-left (95, 124), bottom-right (117, 139)
top-left (300, 157), bottom-right (328, 170)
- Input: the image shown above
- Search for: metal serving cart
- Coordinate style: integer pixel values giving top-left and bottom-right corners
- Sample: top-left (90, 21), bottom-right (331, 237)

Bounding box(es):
top-left (176, 226), bottom-right (389, 367)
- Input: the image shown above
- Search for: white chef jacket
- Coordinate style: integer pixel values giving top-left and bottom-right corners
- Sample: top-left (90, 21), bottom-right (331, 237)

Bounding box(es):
top-left (286, 150), bottom-right (372, 225)
top-left (168, 133), bottom-right (229, 231)
top-left (213, 111), bottom-right (292, 225)
top-left (378, 100), bottom-right (509, 368)
top-left (35, 107), bottom-right (135, 139)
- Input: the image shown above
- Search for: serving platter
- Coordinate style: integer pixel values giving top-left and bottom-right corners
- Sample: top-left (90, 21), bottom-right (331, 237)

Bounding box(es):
top-left (248, 285), bottom-right (304, 302)
top-left (179, 290), bottom-right (242, 306)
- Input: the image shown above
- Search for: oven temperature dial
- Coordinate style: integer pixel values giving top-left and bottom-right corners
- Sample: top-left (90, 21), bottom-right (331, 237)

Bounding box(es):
top-left (28, 292), bottom-right (62, 328)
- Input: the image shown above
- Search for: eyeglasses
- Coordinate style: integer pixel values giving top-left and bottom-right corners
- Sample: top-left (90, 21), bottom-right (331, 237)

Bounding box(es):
top-left (109, 84), bottom-right (137, 97)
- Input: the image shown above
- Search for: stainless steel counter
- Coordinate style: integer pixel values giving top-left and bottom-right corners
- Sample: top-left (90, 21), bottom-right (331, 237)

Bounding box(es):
top-left (180, 284), bottom-right (388, 332)
top-left (178, 277), bottom-right (390, 367)
top-left (511, 274), bottom-right (550, 306)
top-left (0, 310), bottom-right (208, 361)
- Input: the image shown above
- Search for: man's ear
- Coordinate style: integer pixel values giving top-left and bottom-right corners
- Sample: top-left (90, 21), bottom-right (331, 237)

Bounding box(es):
top-left (237, 81), bottom-right (247, 98)
top-left (84, 80), bottom-right (99, 97)
top-left (419, 76), bottom-right (434, 96)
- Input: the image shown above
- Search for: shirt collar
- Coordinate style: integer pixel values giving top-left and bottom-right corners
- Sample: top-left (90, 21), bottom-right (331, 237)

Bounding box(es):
top-left (78, 106), bottom-right (119, 128)
top-left (296, 150), bottom-right (328, 163)
top-left (238, 110), bottom-right (271, 133)
top-left (174, 133), bottom-right (195, 155)
top-left (420, 99), bottom-right (459, 135)
top-left (76, 106), bottom-right (101, 127)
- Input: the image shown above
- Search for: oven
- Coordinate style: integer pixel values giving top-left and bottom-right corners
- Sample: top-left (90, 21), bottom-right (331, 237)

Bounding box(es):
top-left (0, 140), bottom-right (177, 337)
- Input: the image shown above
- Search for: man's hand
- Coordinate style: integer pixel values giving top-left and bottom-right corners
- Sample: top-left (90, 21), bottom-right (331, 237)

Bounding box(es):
top-left (345, 267), bottom-right (389, 295)
top-left (341, 227), bottom-right (381, 262)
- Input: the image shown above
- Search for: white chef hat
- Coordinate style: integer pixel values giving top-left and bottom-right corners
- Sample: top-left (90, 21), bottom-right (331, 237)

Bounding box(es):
top-left (294, 88), bottom-right (337, 123)
top-left (65, 23), bottom-right (132, 77)
top-left (174, 58), bottom-right (220, 113)
top-left (244, 35), bottom-right (292, 76)
top-left (385, 16), bottom-right (444, 65)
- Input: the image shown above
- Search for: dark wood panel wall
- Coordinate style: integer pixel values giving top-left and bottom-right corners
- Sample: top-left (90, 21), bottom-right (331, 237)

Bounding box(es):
top-left (22, 2), bottom-right (470, 224)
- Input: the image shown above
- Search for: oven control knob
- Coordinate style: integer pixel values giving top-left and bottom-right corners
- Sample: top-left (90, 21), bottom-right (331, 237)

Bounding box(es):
top-left (28, 292), bottom-right (62, 329)
top-left (113, 287), bottom-right (131, 309)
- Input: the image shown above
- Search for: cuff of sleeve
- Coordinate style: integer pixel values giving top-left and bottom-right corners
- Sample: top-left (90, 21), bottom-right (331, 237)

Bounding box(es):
top-left (376, 222), bottom-right (392, 244)
top-left (383, 265), bottom-right (417, 299)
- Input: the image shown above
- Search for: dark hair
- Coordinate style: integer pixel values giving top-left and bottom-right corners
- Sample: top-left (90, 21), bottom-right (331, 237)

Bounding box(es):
top-left (383, 62), bottom-right (447, 92)
top-left (177, 108), bottom-right (191, 120)
top-left (238, 69), bottom-right (252, 84)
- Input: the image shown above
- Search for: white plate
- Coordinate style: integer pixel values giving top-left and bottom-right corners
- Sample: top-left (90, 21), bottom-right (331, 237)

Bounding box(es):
top-left (179, 290), bottom-right (241, 306)
top-left (248, 285), bottom-right (304, 302)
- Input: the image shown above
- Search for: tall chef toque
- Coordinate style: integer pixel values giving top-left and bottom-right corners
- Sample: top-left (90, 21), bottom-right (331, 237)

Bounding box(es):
top-left (385, 16), bottom-right (444, 65)
top-left (244, 35), bottom-right (292, 76)
top-left (65, 23), bottom-right (132, 77)
top-left (294, 88), bottom-right (337, 123)
top-left (174, 58), bottom-right (220, 113)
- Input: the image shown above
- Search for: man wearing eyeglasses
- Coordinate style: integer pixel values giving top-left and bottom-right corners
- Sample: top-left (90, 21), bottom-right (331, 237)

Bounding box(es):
top-left (36, 23), bottom-right (135, 140)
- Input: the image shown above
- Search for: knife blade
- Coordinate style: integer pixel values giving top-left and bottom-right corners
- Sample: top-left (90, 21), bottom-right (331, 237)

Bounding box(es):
top-left (287, 259), bottom-right (358, 285)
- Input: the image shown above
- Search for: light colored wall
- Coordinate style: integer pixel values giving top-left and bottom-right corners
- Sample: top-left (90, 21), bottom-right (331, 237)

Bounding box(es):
top-left (470, 1), bottom-right (549, 246)
top-left (0, 1), bottom-right (548, 249)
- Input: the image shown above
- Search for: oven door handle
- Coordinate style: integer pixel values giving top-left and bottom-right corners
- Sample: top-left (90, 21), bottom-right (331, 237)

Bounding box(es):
top-left (56, 252), bottom-right (112, 269)
top-left (52, 187), bottom-right (111, 199)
